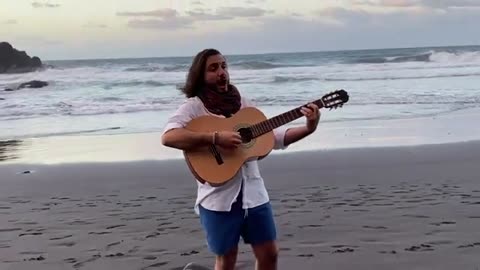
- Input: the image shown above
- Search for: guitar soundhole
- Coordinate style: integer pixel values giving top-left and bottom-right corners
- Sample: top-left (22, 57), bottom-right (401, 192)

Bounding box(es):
top-left (238, 127), bottom-right (253, 144)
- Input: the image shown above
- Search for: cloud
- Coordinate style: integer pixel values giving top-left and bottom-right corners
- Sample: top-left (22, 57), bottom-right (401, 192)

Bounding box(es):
top-left (352, 0), bottom-right (418, 7)
top-left (217, 7), bottom-right (268, 17)
top-left (184, 7), bottom-right (270, 20)
top-left (32, 2), bottom-right (60, 8)
top-left (245, 0), bottom-right (267, 3)
top-left (184, 5), bottom-right (479, 55)
top-left (352, 0), bottom-right (480, 9)
top-left (3, 19), bottom-right (17, 25)
top-left (127, 18), bottom-right (194, 30)
top-left (186, 10), bottom-right (233, 21)
top-left (315, 7), bottom-right (374, 26)
top-left (82, 22), bottom-right (108, 29)
top-left (421, 0), bottom-right (480, 8)
top-left (119, 6), bottom-right (270, 30)
top-left (116, 8), bottom-right (177, 18)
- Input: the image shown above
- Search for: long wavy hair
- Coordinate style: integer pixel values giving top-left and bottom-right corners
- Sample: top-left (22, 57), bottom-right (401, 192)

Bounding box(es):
top-left (179, 48), bottom-right (222, 98)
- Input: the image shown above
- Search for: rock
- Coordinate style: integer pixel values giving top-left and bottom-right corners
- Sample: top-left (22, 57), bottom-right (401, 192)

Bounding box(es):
top-left (18, 80), bottom-right (48, 89)
top-left (0, 98), bottom-right (5, 100)
top-left (0, 41), bottom-right (44, 74)
top-left (4, 80), bottom-right (48, 91)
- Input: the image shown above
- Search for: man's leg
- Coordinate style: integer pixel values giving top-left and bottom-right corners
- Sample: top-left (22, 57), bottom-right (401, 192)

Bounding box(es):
top-left (214, 246), bottom-right (238, 270)
top-left (252, 240), bottom-right (278, 270)
top-left (198, 204), bottom-right (244, 270)
top-left (242, 202), bottom-right (278, 270)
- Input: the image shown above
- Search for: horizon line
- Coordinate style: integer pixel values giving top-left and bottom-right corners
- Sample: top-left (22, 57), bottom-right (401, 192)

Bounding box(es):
top-left (42, 43), bottom-right (480, 62)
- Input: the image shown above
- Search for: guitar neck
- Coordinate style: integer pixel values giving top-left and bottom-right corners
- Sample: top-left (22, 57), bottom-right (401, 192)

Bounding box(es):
top-left (250, 99), bottom-right (324, 138)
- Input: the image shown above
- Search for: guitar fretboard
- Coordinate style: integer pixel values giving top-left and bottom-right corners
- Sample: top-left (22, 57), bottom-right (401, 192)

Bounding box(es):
top-left (250, 99), bottom-right (324, 138)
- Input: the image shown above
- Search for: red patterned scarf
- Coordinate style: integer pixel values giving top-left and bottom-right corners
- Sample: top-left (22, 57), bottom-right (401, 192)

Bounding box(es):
top-left (198, 84), bottom-right (241, 117)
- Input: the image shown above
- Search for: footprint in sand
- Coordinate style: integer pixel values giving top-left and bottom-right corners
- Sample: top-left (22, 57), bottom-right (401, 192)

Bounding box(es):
top-left (404, 244), bottom-right (434, 252)
top-left (67, 220), bottom-right (92, 226)
top-left (426, 240), bottom-right (454, 246)
top-left (402, 214), bottom-right (430, 219)
top-left (88, 231), bottom-right (111, 235)
top-left (331, 245), bottom-right (357, 253)
top-left (140, 262), bottom-right (168, 270)
top-left (73, 254), bottom-right (101, 269)
top-left (64, 258), bottom-right (77, 263)
top-left (181, 250), bottom-right (199, 256)
top-left (50, 234), bottom-right (73, 240)
top-left (458, 242), bottom-right (480, 249)
top-left (122, 216), bottom-right (152, 221)
top-left (19, 251), bottom-right (44, 255)
top-left (106, 224), bottom-right (125, 230)
top-left (462, 201), bottom-right (480, 205)
top-left (0, 228), bottom-right (22, 232)
top-left (146, 232), bottom-right (161, 239)
top-left (14, 221), bottom-right (38, 225)
top-left (31, 207), bottom-right (50, 211)
top-left (333, 248), bottom-right (354, 253)
top-left (379, 250), bottom-right (397, 254)
top-left (23, 256), bottom-right (45, 261)
top-left (298, 224), bottom-right (323, 229)
top-left (362, 225), bottom-right (388, 230)
top-left (19, 232), bottom-right (43, 237)
top-left (54, 241), bottom-right (76, 247)
top-left (430, 221), bottom-right (456, 226)
top-left (105, 252), bottom-right (125, 258)
top-left (106, 241), bottom-right (123, 250)
top-left (297, 253), bottom-right (314, 257)
top-left (126, 246), bottom-right (141, 254)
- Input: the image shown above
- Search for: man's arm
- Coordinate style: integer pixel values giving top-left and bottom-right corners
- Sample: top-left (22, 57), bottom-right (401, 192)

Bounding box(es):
top-left (283, 103), bottom-right (321, 147)
top-left (283, 125), bottom-right (314, 147)
top-left (162, 128), bottom-right (213, 150)
top-left (161, 100), bottom-right (212, 151)
top-left (161, 100), bottom-right (242, 151)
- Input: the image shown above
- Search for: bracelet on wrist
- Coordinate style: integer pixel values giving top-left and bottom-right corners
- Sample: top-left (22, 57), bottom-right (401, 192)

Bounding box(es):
top-left (212, 131), bottom-right (218, 145)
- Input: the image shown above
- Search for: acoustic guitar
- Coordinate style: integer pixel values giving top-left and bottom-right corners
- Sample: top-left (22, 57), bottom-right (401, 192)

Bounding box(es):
top-left (183, 89), bottom-right (349, 185)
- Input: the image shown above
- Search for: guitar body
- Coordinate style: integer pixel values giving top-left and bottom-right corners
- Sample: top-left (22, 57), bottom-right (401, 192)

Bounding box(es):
top-left (184, 107), bottom-right (275, 185)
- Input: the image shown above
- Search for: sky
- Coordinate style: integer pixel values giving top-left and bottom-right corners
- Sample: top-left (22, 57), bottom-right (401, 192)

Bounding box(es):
top-left (1, 0), bottom-right (479, 60)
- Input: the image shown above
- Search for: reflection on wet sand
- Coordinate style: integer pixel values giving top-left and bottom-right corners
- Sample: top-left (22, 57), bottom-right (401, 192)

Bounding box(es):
top-left (0, 140), bottom-right (22, 162)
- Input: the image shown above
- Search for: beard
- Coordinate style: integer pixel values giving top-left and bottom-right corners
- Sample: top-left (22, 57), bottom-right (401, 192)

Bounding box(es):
top-left (206, 76), bottom-right (229, 92)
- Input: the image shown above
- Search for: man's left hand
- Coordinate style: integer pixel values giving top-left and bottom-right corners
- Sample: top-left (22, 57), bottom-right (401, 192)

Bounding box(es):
top-left (300, 103), bottom-right (321, 133)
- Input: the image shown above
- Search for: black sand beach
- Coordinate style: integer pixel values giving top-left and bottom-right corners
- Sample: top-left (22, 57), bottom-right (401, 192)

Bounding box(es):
top-left (1, 140), bottom-right (480, 269)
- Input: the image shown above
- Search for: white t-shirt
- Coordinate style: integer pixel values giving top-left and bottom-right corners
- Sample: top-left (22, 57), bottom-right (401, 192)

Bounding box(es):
top-left (162, 95), bottom-right (288, 214)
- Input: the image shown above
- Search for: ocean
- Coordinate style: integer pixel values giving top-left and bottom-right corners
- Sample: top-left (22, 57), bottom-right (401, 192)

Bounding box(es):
top-left (1, 45), bottom-right (480, 142)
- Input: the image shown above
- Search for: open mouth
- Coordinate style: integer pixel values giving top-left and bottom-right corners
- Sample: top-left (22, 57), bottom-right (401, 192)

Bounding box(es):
top-left (217, 79), bottom-right (228, 88)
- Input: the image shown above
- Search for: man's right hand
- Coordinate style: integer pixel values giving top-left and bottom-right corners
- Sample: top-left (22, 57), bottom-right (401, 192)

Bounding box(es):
top-left (216, 131), bottom-right (242, 149)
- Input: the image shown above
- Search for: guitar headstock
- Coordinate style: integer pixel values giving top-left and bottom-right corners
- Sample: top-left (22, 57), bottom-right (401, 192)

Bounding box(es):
top-left (320, 89), bottom-right (349, 110)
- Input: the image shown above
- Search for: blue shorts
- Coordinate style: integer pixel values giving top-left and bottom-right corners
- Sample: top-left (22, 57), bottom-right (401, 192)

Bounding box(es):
top-left (198, 191), bottom-right (277, 255)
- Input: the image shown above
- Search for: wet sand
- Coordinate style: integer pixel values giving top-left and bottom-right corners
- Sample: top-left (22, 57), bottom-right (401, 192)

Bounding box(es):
top-left (1, 141), bottom-right (480, 269)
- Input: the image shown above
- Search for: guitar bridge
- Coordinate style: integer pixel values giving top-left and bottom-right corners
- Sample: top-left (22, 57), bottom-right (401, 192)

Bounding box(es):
top-left (209, 145), bottom-right (224, 165)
